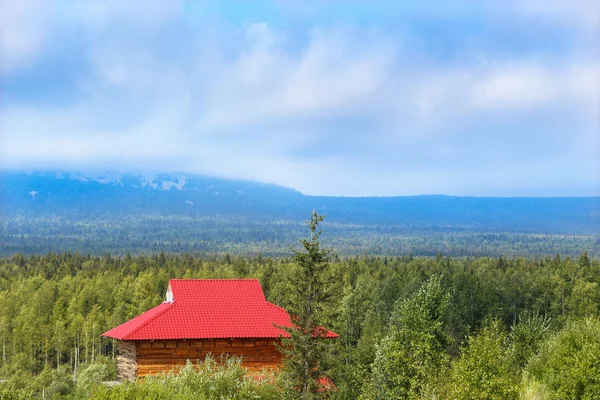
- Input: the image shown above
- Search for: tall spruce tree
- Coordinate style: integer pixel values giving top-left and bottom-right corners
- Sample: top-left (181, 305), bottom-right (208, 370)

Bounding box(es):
top-left (279, 211), bottom-right (334, 399)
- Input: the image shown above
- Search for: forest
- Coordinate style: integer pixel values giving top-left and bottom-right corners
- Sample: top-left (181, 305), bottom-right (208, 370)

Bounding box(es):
top-left (1, 249), bottom-right (599, 399)
top-left (2, 171), bottom-right (599, 258)
top-left (4, 215), bottom-right (599, 258)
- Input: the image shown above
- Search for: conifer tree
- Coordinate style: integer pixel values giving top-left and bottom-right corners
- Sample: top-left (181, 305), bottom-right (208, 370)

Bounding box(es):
top-left (279, 211), bottom-right (333, 399)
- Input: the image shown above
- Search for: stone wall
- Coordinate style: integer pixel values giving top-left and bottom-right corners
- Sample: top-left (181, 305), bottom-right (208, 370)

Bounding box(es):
top-left (116, 340), bottom-right (137, 382)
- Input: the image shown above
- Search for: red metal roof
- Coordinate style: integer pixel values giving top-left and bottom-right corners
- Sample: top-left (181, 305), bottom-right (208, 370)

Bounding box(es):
top-left (102, 279), bottom-right (338, 341)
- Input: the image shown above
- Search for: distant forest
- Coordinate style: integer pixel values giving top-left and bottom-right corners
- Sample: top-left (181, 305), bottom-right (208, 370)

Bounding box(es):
top-left (3, 215), bottom-right (599, 258)
top-left (1, 251), bottom-right (599, 398)
top-left (1, 171), bottom-right (599, 257)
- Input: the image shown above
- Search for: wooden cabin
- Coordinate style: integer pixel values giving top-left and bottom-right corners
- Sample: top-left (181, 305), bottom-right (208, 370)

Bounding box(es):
top-left (102, 279), bottom-right (338, 381)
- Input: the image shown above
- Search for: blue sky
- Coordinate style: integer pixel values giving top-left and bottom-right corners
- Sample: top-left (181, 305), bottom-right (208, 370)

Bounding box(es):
top-left (1, 0), bottom-right (598, 196)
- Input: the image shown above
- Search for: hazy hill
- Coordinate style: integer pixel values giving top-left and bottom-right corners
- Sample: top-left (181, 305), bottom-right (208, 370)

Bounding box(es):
top-left (1, 171), bottom-right (599, 256)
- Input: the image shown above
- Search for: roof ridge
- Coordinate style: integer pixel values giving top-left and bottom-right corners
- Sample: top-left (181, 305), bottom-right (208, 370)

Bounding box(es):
top-left (122, 302), bottom-right (175, 340)
top-left (169, 278), bottom-right (260, 281)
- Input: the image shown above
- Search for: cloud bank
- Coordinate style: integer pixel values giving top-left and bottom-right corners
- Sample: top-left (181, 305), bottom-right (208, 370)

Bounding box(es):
top-left (1, 0), bottom-right (598, 196)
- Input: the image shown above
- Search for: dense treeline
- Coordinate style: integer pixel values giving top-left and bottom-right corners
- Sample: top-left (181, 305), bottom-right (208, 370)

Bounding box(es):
top-left (1, 251), bottom-right (599, 398)
top-left (3, 215), bottom-right (599, 257)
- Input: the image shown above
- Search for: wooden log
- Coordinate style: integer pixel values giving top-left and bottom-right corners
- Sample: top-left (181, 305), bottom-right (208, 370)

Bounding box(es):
top-left (136, 355), bottom-right (282, 365)
top-left (137, 347), bottom-right (282, 356)
top-left (133, 338), bottom-right (285, 378)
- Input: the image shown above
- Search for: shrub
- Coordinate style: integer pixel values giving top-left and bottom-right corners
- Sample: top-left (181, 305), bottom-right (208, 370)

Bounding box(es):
top-left (446, 320), bottom-right (519, 400)
top-left (526, 317), bottom-right (600, 400)
top-left (90, 356), bottom-right (280, 400)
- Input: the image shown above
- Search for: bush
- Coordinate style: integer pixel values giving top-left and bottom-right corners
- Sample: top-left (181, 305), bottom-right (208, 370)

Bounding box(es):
top-left (446, 320), bottom-right (519, 400)
top-left (0, 381), bottom-right (34, 400)
top-left (77, 362), bottom-right (113, 398)
top-left (526, 317), bottom-right (600, 400)
top-left (90, 356), bottom-right (281, 400)
top-left (361, 276), bottom-right (451, 399)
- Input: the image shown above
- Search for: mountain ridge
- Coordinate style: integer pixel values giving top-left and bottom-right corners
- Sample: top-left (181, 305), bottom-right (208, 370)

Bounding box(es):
top-left (5, 169), bottom-right (598, 198)
top-left (1, 170), bottom-right (599, 257)
top-left (2, 170), bottom-right (599, 233)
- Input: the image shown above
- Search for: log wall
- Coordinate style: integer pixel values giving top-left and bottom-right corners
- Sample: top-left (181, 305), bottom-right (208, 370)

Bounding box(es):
top-left (116, 340), bottom-right (137, 382)
top-left (134, 339), bottom-right (283, 377)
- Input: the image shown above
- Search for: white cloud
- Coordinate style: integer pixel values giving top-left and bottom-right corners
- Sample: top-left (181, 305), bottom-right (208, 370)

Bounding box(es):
top-left (512, 0), bottom-right (600, 34)
top-left (0, 0), bottom-right (598, 196)
top-left (195, 25), bottom-right (396, 132)
top-left (470, 62), bottom-right (600, 110)
top-left (0, 0), bottom-right (51, 73)
top-left (472, 64), bottom-right (558, 109)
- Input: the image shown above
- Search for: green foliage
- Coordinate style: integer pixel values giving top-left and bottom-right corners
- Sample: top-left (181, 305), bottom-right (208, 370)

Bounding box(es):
top-left (0, 365), bottom-right (73, 399)
top-left (90, 357), bottom-right (280, 400)
top-left (47, 367), bottom-right (76, 398)
top-left (0, 251), bottom-right (600, 398)
top-left (278, 211), bottom-right (335, 399)
top-left (566, 279), bottom-right (600, 317)
top-left (77, 360), bottom-right (114, 397)
top-left (362, 275), bottom-right (451, 399)
top-left (526, 317), bottom-right (600, 400)
top-left (446, 320), bottom-right (519, 400)
top-left (509, 311), bottom-right (551, 369)
top-left (0, 381), bottom-right (34, 400)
